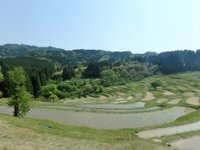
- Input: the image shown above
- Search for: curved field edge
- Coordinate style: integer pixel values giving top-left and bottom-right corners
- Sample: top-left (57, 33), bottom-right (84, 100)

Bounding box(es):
top-left (150, 110), bottom-right (200, 145)
top-left (139, 108), bottom-right (200, 132)
top-left (134, 109), bottom-right (200, 139)
top-left (136, 109), bottom-right (200, 147)
top-left (0, 113), bottom-right (176, 150)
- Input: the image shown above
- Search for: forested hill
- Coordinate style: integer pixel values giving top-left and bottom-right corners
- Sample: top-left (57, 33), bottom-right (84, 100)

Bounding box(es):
top-left (0, 57), bottom-right (54, 97)
top-left (0, 44), bottom-right (134, 65)
top-left (133, 51), bottom-right (158, 57)
top-left (1, 44), bottom-right (200, 74)
top-left (0, 44), bottom-right (65, 57)
top-left (156, 50), bottom-right (200, 73)
top-left (29, 49), bottom-right (134, 65)
top-left (72, 49), bottom-right (133, 62)
top-left (1, 44), bottom-right (200, 100)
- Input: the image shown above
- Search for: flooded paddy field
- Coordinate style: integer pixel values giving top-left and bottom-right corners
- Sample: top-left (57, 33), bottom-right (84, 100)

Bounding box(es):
top-left (170, 136), bottom-right (200, 150)
top-left (0, 106), bottom-right (193, 129)
top-left (76, 102), bottom-right (145, 109)
top-left (1, 72), bottom-right (200, 150)
top-left (138, 120), bottom-right (200, 139)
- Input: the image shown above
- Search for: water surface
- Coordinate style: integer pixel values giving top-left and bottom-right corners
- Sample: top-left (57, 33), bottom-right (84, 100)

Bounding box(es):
top-left (0, 106), bottom-right (193, 129)
top-left (138, 119), bottom-right (200, 139)
top-left (77, 102), bottom-right (145, 109)
top-left (171, 136), bottom-right (200, 150)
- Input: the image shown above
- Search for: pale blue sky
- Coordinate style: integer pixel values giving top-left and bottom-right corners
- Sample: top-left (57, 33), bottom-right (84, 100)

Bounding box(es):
top-left (0, 0), bottom-right (200, 53)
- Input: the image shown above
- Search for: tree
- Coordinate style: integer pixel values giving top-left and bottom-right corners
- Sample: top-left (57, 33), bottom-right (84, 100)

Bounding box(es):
top-left (0, 73), bottom-right (4, 97)
top-left (0, 73), bottom-right (4, 82)
top-left (40, 83), bottom-right (62, 101)
top-left (150, 80), bottom-right (162, 90)
top-left (62, 66), bottom-right (75, 80)
top-left (0, 57), bottom-right (54, 97)
top-left (82, 62), bottom-right (101, 78)
top-left (101, 69), bottom-right (118, 86)
top-left (155, 50), bottom-right (200, 73)
top-left (7, 67), bottom-right (31, 117)
top-left (31, 72), bottom-right (41, 97)
top-left (41, 83), bottom-right (58, 98)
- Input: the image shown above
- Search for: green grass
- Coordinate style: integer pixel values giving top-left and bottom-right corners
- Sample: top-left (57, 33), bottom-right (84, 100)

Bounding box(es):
top-left (0, 113), bottom-right (125, 143)
top-left (3, 71), bottom-right (200, 149)
top-left (171, 108), bottom-right (200, 125)
top-left (0, 113), bottom-right (173, 150)
top-left (0, 98), bottom-right (9, 105)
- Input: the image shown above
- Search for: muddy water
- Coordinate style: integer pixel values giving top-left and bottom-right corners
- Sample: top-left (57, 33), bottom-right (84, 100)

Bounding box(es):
top-left (0, 106), bottom-right (193, 129)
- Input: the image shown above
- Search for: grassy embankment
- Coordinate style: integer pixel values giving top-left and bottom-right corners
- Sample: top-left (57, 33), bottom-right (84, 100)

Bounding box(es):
top-left (0, 113), bottom-right (175, 150)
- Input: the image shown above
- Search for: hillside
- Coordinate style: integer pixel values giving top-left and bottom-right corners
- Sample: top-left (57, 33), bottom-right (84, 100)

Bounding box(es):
top-left (1, 44), bottom-right (200, 100)
top-left (0, 44), bottom-right (65, 57)
top-left (0, 44), bottom-right (134, 65)
top-left (1, 44), bottom-right (200, 150)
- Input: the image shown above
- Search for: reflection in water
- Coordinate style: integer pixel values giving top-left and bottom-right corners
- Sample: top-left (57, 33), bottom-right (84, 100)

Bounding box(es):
top-left (0, 106), bottom-right (193, 129)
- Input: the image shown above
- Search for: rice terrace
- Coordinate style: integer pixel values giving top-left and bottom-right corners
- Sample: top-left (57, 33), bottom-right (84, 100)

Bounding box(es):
top-left (1, 62), bottom-right (200, 150)
top-left (1, 0), bottom-right (200, 150)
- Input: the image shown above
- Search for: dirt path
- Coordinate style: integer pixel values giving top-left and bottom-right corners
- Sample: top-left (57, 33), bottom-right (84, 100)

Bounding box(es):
top-left (137, 120), bottom-right (200, 139)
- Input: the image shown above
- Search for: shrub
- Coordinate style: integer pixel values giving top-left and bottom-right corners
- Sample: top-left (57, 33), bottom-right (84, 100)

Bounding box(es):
top-left (150, 80), bottom-right (162, 90)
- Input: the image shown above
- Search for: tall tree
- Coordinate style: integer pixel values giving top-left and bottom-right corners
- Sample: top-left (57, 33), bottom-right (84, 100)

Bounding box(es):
top-left (0, 57), bottom-right (54, 96)
top-left (101, 69), bottom-right (118, 86)
top-left (0, 73), bottom-right (4, 82)
top-left (82, 62), bottom-right (101, 78)
top-left (62, 66), bottom-right (75, 81)
top-left (0, 73), bottom-right (4, 97)
top-left (7, 67), bottom-right (31, 117)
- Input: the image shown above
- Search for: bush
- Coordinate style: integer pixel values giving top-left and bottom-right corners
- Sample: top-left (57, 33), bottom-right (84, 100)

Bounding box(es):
top-left (48, 94), bottom-right (58, 102)
top-left (101, 69), bottom-right (118, 86)
top-left (41, 83), bottom-right (61, 98)
top-left (0, 91), bottom-right (3, 98)
top-left (150, 80), bottom-right (162, 90)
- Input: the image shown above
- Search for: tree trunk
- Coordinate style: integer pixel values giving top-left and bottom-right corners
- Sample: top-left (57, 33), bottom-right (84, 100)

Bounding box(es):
top-left (14, 105), bottom-right (19, 117)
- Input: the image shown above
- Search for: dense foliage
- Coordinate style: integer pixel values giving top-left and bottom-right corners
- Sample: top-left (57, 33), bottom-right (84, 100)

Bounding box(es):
top-left (7, 67), bottom-right (31, 117)
top-left (156, 50), bottom-right (200, 73)
top-left (1, 44), bottom-right (200, 101)
top-left (0, 44), bottom-right (64, 57)
top-left (0, 44), bottom-right (134, 65)
top-left (40, 79), bottom-right (103, 101)
top-left (62, 66), bottom-right (75, 80)
top-left (0, 57), bottom-right (54, 97)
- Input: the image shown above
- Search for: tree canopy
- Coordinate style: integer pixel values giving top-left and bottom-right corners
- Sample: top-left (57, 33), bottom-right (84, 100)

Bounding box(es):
top-left (7, 67), bottom-right (31, 117)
